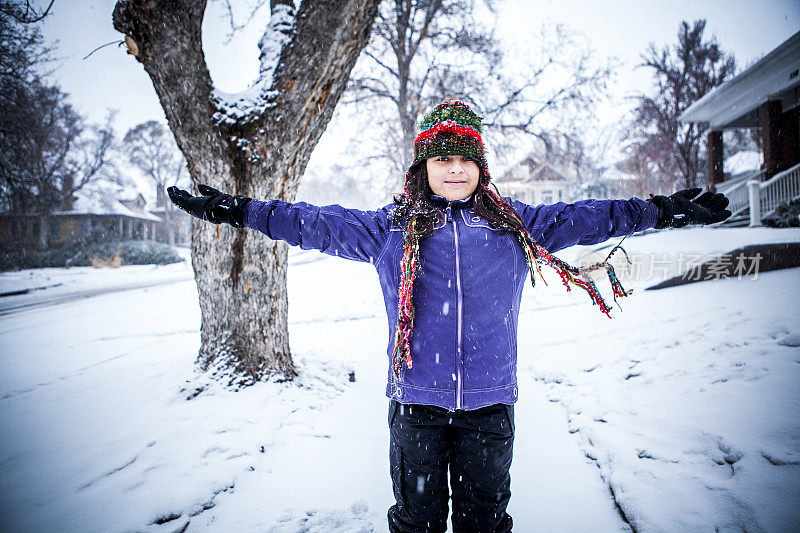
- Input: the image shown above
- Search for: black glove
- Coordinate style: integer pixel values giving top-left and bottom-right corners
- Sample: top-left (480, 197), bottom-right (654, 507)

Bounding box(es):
top-left (167, 184), bottom-right (251, 229)
top-left (651, 188), bottom-right (732, 229)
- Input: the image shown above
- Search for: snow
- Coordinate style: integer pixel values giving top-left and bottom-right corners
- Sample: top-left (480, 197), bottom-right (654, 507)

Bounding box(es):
top-left (563, 225), bottom-right (800, 294)
top-left (522, 269), bottom-right (800, 531)
top-left (725, 150), bottom-right (762, 176)
top-left (1, 227), bottom-right (799, 531)
top-left (212, 5), bottom-right (295, 127)
top-left (0, 250), bottom-right (190, 311)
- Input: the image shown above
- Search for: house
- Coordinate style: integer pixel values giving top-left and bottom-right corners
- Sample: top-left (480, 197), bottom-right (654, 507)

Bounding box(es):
top-left (124, 188), bottom-right (191, 246)
top-left (0, 187), bottom-right (169, 250)
top-left (496, 156), bottom-right (577, 205)
top-left (678, 31), bottom-right (800, 225)
top-left (594, 162), bottom-right (651, 199)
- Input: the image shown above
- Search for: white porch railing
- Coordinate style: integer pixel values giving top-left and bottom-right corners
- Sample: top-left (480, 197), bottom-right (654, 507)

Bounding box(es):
top-left (717, 169), bottom-right (765, 215)
top-left (747, 162), bottom-right (800, 226)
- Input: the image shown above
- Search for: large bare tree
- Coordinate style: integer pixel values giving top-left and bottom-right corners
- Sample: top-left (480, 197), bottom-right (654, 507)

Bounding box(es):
top-left (112, 0), bottom-right (380, 386)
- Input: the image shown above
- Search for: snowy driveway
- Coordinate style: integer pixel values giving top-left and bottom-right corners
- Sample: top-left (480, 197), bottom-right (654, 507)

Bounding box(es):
top-left (1, 227), bottom-right (799, 531)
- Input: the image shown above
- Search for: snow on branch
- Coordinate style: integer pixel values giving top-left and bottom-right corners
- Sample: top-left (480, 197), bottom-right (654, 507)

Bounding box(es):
top-left (211, 3), bottom-right (296, 127)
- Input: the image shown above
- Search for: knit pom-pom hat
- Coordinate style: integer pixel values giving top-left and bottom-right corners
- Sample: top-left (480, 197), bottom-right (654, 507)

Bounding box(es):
top-left (412, 100), bottom-right (486, 165)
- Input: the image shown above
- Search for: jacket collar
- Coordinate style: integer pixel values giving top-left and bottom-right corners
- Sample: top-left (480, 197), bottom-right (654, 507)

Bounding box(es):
top-left (429, 193), bottom-right (474, 209)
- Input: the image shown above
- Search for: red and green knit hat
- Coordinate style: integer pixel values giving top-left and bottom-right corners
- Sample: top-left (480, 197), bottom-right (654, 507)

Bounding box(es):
top-left (412, 100), bottom-right (485, 163)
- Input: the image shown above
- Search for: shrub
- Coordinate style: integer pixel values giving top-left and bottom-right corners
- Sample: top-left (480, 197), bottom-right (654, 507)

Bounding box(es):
top-left (0, 240), bottom-right (184, 271)
top-left (89, 253), bottom-right (122, 268)
top-left (764, 199), bottom-right (800, 228)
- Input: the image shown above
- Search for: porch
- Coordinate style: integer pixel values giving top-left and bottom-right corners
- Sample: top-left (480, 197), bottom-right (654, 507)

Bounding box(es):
top-left (679, 31), bottom-right (800, 226)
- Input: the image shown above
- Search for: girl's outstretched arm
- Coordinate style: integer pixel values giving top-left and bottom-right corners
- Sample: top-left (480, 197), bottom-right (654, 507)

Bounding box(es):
top-left (509, 187), bottom-right (730, 253)
top-left (244, 198), bottom-right (393, 264)
top-left (168, 184), bottom-right (393, 264)
top-left (510, 197), bottom-right (660, 253)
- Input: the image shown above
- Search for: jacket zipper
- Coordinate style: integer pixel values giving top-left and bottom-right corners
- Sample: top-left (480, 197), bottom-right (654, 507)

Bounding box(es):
top-left (448, 204), bottom-right (464, 410)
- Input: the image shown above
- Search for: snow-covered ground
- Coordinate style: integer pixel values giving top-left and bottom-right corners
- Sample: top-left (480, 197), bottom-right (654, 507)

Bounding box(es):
top-left (0, 226), bottom-right (799, 532)
top-left (724, 151), bottom-right (762, 175)
top-left (0, 248), bottom-right (191, 315)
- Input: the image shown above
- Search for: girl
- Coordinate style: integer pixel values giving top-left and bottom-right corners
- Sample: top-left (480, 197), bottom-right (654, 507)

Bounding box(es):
top-left (168, 100), bottom-right (730, 532)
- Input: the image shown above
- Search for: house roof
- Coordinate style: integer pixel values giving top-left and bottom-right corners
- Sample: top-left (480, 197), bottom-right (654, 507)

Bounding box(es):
top-left (119, 192), bottom-right (146, 203)
top-left (678, 31), bottom-right (800, 129)
top-left (52, 188), bottom-right (162, 222)
top-left (500, 156), bottom-right (576, 184)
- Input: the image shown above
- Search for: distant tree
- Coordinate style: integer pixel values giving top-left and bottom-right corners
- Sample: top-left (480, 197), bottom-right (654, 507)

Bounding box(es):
top-left (0, 0), bottom-right (49, 212)
top-left (627, 19), bottom-right (736, 190)
top-left (0, 0), bottom-right (53, 24)
top-left (296, 163), bottom-right (376, 209)
top-left (568, 126), bottom-right (617, 199)
top-left (123, 120), bottom-right (189, 243)
top-left (481, 25), bottom-right (614, 168)
top-left (615, 145), bottom-right (667, 198)
top-left (34, 107), bottom-right (119, 212)
top-left (0, 0), bottom-right (117, 215)
top-left (346, 0), bottom-right (502, 176)
top-left (123, 121), bottom-right (187, 202)
top-left (0, 1), bottom-right (51, 81)
top-left (345, 1), bottom-right (613, 194)
top-left (112, 0), bottom-right (380, 385)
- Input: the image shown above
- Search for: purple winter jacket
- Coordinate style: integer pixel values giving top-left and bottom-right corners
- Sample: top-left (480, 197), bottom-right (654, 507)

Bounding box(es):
top-left (244, 194), bottom-right (659, 412)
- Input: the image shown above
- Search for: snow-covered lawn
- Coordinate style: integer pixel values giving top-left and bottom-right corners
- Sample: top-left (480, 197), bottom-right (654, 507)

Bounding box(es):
top-left (0, 248), bottom-right (191, 315)
top-left (0, 226), bottom-right (798, 532)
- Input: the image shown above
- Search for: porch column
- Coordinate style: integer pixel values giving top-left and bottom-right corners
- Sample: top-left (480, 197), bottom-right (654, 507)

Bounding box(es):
top-left (780, 107), bottom-right (800, 169)
top-left (38, 215), bottom-right (47, 250)
top-left (760, 100), bottom-right (782, 179)
top-left (747, 180), bottom-right (762, 227)
top-left (706, 130), bottom-right (724, 191)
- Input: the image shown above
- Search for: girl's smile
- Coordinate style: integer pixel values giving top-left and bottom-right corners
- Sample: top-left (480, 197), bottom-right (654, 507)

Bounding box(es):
top-left (426, 154), bottom-right (480, 201)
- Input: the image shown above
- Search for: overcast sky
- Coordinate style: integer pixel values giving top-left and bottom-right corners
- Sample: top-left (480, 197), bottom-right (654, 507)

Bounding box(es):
top-left (36, 0), bottom-right (800, 180)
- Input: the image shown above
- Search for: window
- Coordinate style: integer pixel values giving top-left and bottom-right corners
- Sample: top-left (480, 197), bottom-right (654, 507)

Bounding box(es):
top-left (49, 219), bottom-right (60, 237)
top-left (80, 219), bottom-right (90, 236)
top-left (541, 189), bottom-right (553, 203)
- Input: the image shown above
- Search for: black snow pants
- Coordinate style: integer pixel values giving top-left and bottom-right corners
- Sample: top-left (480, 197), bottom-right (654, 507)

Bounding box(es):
top-left (387, 399), bottom-right (515, 532)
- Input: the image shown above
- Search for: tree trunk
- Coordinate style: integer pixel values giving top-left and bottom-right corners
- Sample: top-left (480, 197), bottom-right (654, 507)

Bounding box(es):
top-left (113, 0), bottom-right (380, 386)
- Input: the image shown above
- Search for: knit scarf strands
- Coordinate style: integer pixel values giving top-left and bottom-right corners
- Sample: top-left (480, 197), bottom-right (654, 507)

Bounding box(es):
top-left (481, 184), bottom-right (636, 315)
top-left (389, 182), bottom-right (639, 393)
top-left (391, 173), bottom-right (423, 384)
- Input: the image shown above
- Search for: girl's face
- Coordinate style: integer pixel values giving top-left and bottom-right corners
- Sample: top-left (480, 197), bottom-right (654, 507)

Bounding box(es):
top-left (426, 155), bottom-right (480, 201)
